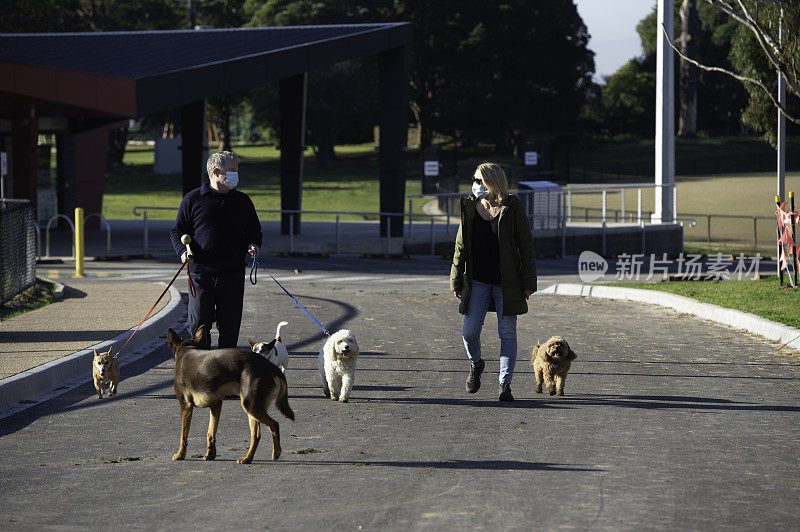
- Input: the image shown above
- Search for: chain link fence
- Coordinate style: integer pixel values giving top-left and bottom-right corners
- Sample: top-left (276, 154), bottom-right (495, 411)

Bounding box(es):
top-left (1, 199), bottom-right (36, 304)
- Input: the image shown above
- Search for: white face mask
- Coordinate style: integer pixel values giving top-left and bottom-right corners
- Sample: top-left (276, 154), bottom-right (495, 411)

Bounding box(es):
top-left (220, 170), bottom-right (239, 189)
top-left (472, 181), bottom-right (488, 199)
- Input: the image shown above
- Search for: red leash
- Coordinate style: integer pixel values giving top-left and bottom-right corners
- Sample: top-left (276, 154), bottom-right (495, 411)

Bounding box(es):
top-left (116, 262), bottom-right (194, 356)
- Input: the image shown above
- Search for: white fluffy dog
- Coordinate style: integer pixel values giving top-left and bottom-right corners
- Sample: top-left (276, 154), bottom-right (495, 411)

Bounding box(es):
top-left (249, 321), bottom-right (289, 373)
top-left (318, 329), bottom-right (359, 402)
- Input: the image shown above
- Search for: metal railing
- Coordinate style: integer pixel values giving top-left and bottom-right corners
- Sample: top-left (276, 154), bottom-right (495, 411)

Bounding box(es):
top-left (132, 206), bottom-right (458, 256)
top-left (132, 205), bottom-right (696, 257)
top-left (43, 212), bottom-right (111, 258)
top-left (84, 213), bottom-right (112, 256)
top-left (409, 183), bottom-right (679, 228)
top-left (45, 214), bottom-right (75, 258)
top-left (574, 207), bottom-right (774, 250)
top-left (564, 183), bottom-right (677, 224)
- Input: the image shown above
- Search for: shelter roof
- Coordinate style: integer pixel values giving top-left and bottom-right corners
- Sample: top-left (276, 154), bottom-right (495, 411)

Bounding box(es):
top-left (0, 23), bottom-right (411, 118)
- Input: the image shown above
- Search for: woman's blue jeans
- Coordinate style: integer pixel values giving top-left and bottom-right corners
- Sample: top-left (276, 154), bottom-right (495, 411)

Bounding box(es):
top-left (462, 280), bottom-right (518, 384)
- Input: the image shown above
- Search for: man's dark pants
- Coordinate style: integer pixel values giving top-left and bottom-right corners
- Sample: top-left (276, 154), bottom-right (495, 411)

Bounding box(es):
top-left (186, 270), bottom-right (245, 348)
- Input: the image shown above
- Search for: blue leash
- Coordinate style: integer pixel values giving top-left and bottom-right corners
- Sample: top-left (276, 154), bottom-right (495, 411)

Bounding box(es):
top-left (249, 257), bottom-right (331, 337)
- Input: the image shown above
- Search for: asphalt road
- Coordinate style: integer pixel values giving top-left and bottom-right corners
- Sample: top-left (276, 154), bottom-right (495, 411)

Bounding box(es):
top-left (2, 258), bottom-right (799, 530)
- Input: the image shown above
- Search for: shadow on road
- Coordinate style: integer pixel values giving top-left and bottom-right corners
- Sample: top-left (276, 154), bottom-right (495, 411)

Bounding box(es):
top-left (282, 458), bottom-right (603, 472)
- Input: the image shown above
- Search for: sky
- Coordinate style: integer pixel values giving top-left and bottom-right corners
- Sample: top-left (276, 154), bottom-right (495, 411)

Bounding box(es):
top-left (574, 0), bottom-right (656, 80)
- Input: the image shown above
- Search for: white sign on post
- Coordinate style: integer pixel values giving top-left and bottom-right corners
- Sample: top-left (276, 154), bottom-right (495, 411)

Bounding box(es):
top-left (424, 161), bottom-right (439, 177)
top-left (524, 151), bottom-right (539, 166)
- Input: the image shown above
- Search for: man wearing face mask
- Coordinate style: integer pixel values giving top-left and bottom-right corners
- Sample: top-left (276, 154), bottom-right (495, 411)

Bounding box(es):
top-left (450, 162), bottom-right (537, 402)
top-left (170, 150), bottom-right (262, 348)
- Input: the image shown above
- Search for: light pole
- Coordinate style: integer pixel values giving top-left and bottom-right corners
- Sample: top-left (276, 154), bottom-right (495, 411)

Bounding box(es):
top-left (654, 0), bottom-right (675, 224)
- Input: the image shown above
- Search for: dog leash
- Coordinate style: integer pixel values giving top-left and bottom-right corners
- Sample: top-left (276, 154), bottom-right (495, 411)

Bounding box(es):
top-left (249, 257), bottom-right (331, 336)
top-left (116, 261), bottom-right (195, 356)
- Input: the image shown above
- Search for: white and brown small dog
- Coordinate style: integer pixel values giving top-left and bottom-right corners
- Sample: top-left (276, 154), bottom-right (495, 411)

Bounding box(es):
top-left (532, 336), bottom-right (577, 396)
top-left (92, 347), bottom-right (119, 399)
top-left (318, 329), bottom-right (359, 402)
top-left (249, 321), bottom-right (289, 373)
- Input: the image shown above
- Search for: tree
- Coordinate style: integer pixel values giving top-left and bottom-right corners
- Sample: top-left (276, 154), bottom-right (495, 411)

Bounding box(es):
top-left (194, 0), bottom-right (248, 151)
top-left (244, 0), bottom-right (377, 165)
top-left (622, 1), bottom-right (747, 137)
top-left (381, 0), bottom-right (594, 151)
top-left (602, 60), bottom-right (657, 137)
top-left (0, 0), bottom-right (86, 32)
top-left (664, 0), bottom-right (800, 141)
top-left (678, 0), bottom-right (700, 137)
top-left (75, 0), bottom-right (186, 31)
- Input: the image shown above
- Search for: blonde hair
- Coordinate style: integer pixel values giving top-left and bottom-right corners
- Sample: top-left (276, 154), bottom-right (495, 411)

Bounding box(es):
top-left (474, 162), bottom-right (509, 204)
top-left (206, 151), bottom-right (239, 179)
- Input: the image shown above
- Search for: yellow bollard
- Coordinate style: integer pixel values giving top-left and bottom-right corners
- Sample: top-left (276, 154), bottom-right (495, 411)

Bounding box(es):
top-left (74, 207), bottom-right (84, 278)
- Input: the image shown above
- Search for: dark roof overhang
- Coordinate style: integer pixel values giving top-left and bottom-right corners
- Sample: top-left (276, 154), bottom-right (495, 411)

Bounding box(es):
top-left (0, 23), bottom-right (411, 118)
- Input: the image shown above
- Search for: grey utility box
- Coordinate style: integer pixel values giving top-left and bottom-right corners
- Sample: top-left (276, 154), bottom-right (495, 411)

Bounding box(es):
top-left (517, 180), bottom-right (562, 230)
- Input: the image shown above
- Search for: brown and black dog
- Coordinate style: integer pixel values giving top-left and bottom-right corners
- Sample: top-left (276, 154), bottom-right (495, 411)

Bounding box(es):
top-left (167, 326), bottom-right (294, 464)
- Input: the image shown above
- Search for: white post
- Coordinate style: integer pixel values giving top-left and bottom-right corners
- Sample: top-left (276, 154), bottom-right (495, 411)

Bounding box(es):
top-left (602, 190), bottom-right (607, 223)
top-left (672, 184), bottom-right (677, 221)
top-left (567, 190), bottom-right (572, 223)
top-left (654, 0), bottom-right (675, 223)
top-left (777, 9), bottom-right (786, 201)
top-left (621, 188), bottom-right (626, 221)
top-left (637, 188), bottom-right (642, 222)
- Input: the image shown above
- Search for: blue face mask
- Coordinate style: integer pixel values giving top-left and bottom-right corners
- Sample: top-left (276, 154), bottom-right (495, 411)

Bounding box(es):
top-left (221, 171), bottom-right (239, 189)
top-left (472, 181), bottom-right (488, 199)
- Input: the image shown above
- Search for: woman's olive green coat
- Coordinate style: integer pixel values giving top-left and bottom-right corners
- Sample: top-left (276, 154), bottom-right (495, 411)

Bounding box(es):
top-left (450, 194), bottom-right (537, 316)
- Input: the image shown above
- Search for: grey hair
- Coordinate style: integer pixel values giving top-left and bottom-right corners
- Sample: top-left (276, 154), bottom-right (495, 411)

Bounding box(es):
top-left (206, 151), bottom-right (239, 179)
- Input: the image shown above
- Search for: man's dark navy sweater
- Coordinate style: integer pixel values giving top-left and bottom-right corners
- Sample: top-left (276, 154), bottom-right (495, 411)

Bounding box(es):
top-left (170, 182), bottom-right (262, 274)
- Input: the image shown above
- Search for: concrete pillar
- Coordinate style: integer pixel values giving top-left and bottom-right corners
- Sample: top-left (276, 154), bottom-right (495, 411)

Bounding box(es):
top-left (279, 73), bottom-right (307, 235)
top-left (11, 105), bottom-right (38, 208)
top-left (181, 100), bottom-right (206, 197)
top-left (654, 0), bottom-right (675, 223)
top-left (378, 45), bottom-right (411, 237)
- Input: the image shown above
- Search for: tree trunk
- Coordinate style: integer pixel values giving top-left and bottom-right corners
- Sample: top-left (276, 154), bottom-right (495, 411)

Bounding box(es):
top-left (315, 139), bottom-right (336, 168)
top-left (419, 123), bottom-right (433, 150)
top-left (678, 0), bottom-right (698, 138)
top-left (106, 127), bottom-right (128, 170)
top-left (218, 112), bottom-right (232, 152)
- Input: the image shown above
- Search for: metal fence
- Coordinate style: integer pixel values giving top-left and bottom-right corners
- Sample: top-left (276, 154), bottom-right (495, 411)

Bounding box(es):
top-left (571, 207), bottom-right (776, 251)
top-left (0, 199), bottom-right (36, 304)
top-left (132, 206), bottom-right (453, 255)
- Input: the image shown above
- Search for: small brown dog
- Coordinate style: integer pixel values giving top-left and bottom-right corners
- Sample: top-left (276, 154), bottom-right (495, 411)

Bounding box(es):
top-left (167, 325), bottom-right (294, 464)
top-left (92, 348), bottom-right (119, 399)
top-left (531, 336), bottom-right (577, 396)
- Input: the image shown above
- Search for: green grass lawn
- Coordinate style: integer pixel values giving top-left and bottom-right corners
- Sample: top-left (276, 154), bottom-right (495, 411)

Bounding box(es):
top-left (1, 280), bottom-right (57, 322)
top-left (614, 277), bottom-right (800, 329)
top-left (108, 143), bottom-right (429, 220)
top-left (107, 137), bottom-right (798, 245)
top-left (563, 136), bottom-right (800, 180)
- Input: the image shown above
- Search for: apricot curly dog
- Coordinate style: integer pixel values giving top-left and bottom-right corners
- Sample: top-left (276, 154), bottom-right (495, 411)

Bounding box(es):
top-left (531, 336), bottom-right (577, 396)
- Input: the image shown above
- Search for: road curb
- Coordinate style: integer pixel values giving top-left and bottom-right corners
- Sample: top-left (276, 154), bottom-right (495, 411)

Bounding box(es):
top-left (537, 282), bottom-right (800, 351)
top-left (0, 283), bottom-right (185, 419)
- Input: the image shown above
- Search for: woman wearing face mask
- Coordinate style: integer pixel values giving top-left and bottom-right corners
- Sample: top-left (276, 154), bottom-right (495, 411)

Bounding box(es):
top-left (450, 162), bottom-right (537, 402)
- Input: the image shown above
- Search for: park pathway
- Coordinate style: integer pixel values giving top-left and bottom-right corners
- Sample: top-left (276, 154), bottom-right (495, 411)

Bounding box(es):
top-left (1, 267), bottom-right (799, 529)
